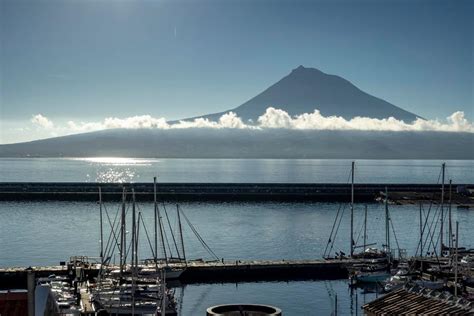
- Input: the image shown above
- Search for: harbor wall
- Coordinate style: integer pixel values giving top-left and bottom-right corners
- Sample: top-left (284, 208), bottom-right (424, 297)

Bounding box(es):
top-left (1, 182), bottom-right (470, 202)
top-left (0, 260), bottom-right (350, 289)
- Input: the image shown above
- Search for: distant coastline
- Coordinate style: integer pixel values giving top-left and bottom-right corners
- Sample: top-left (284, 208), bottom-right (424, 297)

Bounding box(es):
top-left (1, 129), bottom-right (472, 159)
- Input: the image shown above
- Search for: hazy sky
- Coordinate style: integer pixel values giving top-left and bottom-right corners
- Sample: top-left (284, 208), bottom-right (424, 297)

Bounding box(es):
top-left (0, 0), bottom-right (472, 143)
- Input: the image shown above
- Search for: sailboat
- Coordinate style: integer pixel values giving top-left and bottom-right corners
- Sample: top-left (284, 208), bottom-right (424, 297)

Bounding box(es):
top-left (324, 162), bottom-right (391, 263)
top-left (93, 187), bottom-right (178, 315)
top-left (140, 177), bottom-right (186, 280)
top-left (322, 162), bottom-right (397, 284)
top-left (135, 177), bottom-right (219, 280)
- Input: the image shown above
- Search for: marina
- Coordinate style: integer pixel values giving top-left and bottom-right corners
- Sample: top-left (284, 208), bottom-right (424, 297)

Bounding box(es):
top-left (1, 254), bottom-right (473, 314)
top-left (1, 162), bottom-right (473, 315)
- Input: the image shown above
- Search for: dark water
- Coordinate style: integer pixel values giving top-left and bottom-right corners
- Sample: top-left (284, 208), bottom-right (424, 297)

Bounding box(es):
top-left (0, 158), bottom-right (473, 183)
top-left (1, 201), bottom-right (472, 315)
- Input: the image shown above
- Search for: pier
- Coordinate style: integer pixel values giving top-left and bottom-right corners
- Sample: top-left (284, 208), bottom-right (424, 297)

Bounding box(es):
top-left (0, 259), bottom-right (353, 289)
top-left (0, 182), bottom-right (472, 204)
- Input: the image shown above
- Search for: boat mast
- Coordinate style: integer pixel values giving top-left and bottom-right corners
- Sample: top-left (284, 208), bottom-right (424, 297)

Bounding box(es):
top-left (454, 221), bottom-right (459, 298)
top-left (448, 179), bottom-right (453, 256)
top-left (131, 189), bottom-right (137, 315)
top-left (154, 177), bottom-right (168, 264)
top-left (419, 203), bottom-right (423, 257)
top-left (161, 269), bottom-right (167, 315)
top-left (177, 205), bottom-right (187, 263)
top-left (154, 177), bottom-right (158, 262)
top-left (350, 161), bottom-right (355, 257)
top-left (136, 213), bottom-right (141, 270)
top-left (99, 186), bottom-right (103, 264)
top-left (131, 189), bottom-right (137, 269)
top-left (120, 187), bottom-right (126, 281)
top-left (385, 187), bottom-right (390, 258)
top-left (440, 162), bottom-right (445, 255)
top-left (363, 205), bottom-right (367, 256)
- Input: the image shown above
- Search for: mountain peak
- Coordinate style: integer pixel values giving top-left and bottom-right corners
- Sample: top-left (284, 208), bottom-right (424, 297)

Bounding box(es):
top-left (181, 66), bottom-right (419, 123)
top-left (291, 65), bottom-right (323, 74)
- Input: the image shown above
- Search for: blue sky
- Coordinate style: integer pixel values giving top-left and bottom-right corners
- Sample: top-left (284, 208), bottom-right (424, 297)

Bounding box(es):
top-left (0, 0), bottom-right (472, 143)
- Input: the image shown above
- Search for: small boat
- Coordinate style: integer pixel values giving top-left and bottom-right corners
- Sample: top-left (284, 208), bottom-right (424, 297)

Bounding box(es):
top-left (139, 266), bottom-right (184, 280)
top-left (461, 254), bottom-right (474, 266)
top-left (414, 280), bottom-right (444, 290)
top-left (383, 269), bottom-right (410, 292)
top-left (352, 271), bottom-right (391, 283)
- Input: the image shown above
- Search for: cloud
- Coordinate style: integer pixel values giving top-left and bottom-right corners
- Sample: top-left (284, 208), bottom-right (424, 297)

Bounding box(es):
top-left (28, 107), bottom-right (474, 137)
top-left (31, 114), bottom-right (54, 129)
top-left (258, 108), bottom-right (474, 132)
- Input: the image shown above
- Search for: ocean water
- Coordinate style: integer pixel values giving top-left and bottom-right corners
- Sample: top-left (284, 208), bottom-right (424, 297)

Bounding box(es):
top-left (1, 158), bottom-right (473, 315)
top-left (1, 201), bottom-right (473, 315)
top-left (176, 280), bottom-right (376, 316)
top-left (0, 158), bottom-right (473, 183)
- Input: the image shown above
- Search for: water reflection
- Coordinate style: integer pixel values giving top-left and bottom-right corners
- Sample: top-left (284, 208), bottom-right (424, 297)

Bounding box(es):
top-left (73, 157), bottom-right (154, 166)
top-left (1, 158), bottom-right (473, 183)
top-left (95, 168), bottom-right (138, 183)
top-left (173, 280), bottom-right (382, 315)
top-left (74, 157), bottom-right (153, 182)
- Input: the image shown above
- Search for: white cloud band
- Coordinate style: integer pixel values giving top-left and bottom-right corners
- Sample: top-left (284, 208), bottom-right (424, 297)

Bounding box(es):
top-left (30, 107), bottom-right (474, 136)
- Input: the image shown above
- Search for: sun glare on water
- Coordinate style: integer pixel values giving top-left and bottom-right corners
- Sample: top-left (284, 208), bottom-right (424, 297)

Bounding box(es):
top-left (74, 157), bottom-right (154, 166)
top-left (69, 157), bottom-right (156, 182)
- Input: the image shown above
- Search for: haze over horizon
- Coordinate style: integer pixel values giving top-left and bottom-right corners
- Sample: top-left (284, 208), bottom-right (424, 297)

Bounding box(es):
top-left (1, 0), bottom-right (473, 144)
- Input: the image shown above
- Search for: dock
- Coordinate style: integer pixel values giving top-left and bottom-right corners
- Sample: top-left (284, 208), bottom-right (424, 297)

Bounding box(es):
top-left (362, 285), bottom-right (474, 315)
top-left (0, 182), bottom-right (472, 203)
top-left (0, 259), bottom-right (354, 289)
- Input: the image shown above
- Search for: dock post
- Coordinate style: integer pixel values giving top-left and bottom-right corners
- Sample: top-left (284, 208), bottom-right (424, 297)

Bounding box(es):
top-left (335, 293), bottom-right (338, 316)
top-left (27, 268), bottom-right (35, 316)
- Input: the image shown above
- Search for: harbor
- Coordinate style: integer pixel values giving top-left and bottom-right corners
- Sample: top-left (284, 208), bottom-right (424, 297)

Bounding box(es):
top-left (1, 162), bottom-right (473, 315)
top-left (2, 254), bottom-right (473, 314)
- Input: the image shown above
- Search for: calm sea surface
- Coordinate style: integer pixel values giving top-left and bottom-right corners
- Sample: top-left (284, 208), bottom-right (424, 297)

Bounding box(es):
top-left (0, 158), bottom-right (473, 315)
top-left (1, 200), bottom-right (473, 315)
top-left (0, 158), bottom-right (473, 183)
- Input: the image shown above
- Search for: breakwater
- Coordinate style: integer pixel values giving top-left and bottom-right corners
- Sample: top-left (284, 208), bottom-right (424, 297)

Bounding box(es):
top-left (0, 259), bottom-right (352, 288)
top-left (1, 182), bottom-right (472, 202)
